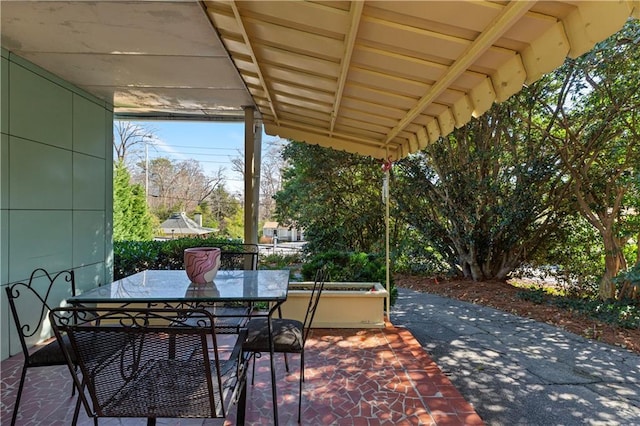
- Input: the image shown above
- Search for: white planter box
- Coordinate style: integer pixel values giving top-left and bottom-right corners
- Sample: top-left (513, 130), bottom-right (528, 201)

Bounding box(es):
top-left (279, 282), bottom-right (388, 328)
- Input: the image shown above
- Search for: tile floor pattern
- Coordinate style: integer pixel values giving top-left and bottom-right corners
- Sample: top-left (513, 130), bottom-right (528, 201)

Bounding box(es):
top-left (1, 326), bottom-right (484, 425)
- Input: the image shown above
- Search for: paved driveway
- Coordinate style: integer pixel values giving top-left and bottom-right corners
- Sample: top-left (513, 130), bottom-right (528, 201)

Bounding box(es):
top-left (392, 288), bottom-right (640, 426)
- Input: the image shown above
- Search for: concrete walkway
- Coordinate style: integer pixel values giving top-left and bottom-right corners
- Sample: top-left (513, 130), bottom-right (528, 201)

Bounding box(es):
top-left (391, 288), bottom-right (640, 426)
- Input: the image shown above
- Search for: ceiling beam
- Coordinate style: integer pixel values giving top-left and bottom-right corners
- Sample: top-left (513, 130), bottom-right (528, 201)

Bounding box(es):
top-left (329, 1), bottom-right (364, 135)
top-left (227, 1), bottom-right (279, 124)
top-left (382, 0), bottom-right (535, 147)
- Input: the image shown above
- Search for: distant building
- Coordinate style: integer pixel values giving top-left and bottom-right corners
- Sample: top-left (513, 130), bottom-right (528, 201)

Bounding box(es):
top-left (159, 212), bottom-right (216, 239)
top-left (262, 221), bottom-right (304, 242)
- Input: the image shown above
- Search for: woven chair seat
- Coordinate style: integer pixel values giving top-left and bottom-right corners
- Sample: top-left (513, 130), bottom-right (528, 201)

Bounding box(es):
top-left (28, 335), bottom-right (75, 366)
top-left (243, 318), bottom-right (304, 353)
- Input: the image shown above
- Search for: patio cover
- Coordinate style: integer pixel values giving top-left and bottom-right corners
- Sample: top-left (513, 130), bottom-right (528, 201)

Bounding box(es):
top-left (1, 1), bottom-right (638, 161)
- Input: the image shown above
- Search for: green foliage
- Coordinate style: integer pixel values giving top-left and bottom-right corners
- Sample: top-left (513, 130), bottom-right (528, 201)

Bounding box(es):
top-left (394, 95), bottom-right (569, 281)
top-left (516, 287), bottom-right (548, 305)
top-left (392, 227), bottom-right (453, 276)
top-left (517, 214), bottom-right (604, 297)
top-left (113, 237), bottom-right (243, 279)
top-left (223, 208), bottom-right (245, 239)
top-left (206, 186), bottom-right (242, 232)
top-left (614, 262), bottom-right (640, 299)
top-left (260, 253), bottom-right (303, 269)
top-left (301, 250), bottom-right (397, 304)
top-left (532, 19), bottom-right (640, 298)
top-left (259, 253), bottom-right (304, 280)
top-left (516, 286), bottom-right (640, 329)
top-left (274, 142), bottom-right (386, 255)
top-left (113, 161), bottom-right (156, 241)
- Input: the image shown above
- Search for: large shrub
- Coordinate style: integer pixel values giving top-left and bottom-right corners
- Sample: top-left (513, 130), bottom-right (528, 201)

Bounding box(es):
top-left (114, 237), bottom-right (243, 280)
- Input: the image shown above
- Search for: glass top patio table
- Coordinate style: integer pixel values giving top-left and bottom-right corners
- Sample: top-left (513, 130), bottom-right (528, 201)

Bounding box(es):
top-left (68, 269), bottom-right (290, 305)
top-left (68, 269), bottom-right (290, 424)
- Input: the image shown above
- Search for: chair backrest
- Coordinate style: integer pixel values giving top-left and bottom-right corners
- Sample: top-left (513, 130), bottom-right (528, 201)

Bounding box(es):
top-left (301, 266), bottom-right (329, 343)
top-left (220, 243), bottom-right (259, 270)
top-left (49, 306), bottom-right (246, 421)
top-left (5, 268), bottom-right (76, 357)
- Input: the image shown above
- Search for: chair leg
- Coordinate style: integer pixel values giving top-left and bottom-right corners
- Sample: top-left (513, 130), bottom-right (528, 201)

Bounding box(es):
top-left (72, 393), bottom-right (82, 426)
top-left (10, 365), bottom-right (28, 426)
top-left (251, 353), bottom-right (257, 385)
top-left (298, 350), bottom-right (305, 423)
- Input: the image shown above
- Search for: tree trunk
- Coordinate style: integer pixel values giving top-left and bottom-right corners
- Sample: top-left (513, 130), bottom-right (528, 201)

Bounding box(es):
top-left (599, 230), bottom-right (625, 300)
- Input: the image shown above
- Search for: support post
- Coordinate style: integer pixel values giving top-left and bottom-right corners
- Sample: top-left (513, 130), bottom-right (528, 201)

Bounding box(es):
top-left (243, 106), bottom-right (259, 245)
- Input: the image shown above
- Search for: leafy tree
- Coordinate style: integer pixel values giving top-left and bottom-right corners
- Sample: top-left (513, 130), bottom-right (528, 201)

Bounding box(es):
top-left (529, 19), bottom-right (640, 299)
top-left (516, 213), bottom-right (604, 297)
top-left (274, 142), bottom-right (386, 255)
top-left (206, 185), bottom-right (242, 233)
top-left (394, 94), bottom-right (570, 281)
top-left (223, 208), bottom-right (245, 239)
top-left (113, 161), bottom-right (156, 241)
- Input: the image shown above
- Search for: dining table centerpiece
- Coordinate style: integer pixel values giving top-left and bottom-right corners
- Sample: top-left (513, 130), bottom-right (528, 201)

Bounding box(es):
top-left (184, 247), bottom-right (222, 284)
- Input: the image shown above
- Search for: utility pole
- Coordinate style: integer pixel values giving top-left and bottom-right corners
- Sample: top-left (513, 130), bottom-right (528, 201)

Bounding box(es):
top-left (145, 139), bottom-right (149, 200)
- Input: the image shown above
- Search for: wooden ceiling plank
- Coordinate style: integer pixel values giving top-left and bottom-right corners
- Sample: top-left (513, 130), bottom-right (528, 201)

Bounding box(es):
top-left (348, 66), bottom-right (430, 98)
top-left (383, 1), bottom-right (535, 146)
top-left (245, 17), bottom-right (345, 59)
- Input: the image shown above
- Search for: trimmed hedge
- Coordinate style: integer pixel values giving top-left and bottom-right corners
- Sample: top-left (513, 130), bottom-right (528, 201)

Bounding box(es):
top-left (114, 238), bottom-right (244, 280)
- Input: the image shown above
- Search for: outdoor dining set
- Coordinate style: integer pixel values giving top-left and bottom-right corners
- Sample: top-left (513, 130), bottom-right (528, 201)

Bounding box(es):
top-left (5, 246), bottom-right (328, 426)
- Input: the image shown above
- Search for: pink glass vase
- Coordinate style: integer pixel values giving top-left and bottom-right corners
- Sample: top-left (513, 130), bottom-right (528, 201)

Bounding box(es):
top-left (184, 247), bottom-right (221, 284)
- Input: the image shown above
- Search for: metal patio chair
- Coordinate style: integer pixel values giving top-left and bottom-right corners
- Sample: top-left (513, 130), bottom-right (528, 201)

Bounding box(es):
top-left (242, 265), bottom-right (328, 423)
top-left (4, 268), bottom-right (78, 426)
top-left (49, 306), bottom-right (249, 426)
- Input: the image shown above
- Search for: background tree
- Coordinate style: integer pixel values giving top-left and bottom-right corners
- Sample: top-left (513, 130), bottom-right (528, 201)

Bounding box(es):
top-left (232, 138), bottom-right (286, 221)
top-left (274, 142), bottom-right (386, 254)
top-left (530, 19), bottom-right (640, 299)
top-left (113, 161), bottom-right (156, 241)
top-left (143, 157), bottom-right (225, 220)
top-left (394, 93), bottom-right (570, 281)
top-left (113, 121), bottom-right (155, 163)
top-left (207, 185), bottom-right (242, 233)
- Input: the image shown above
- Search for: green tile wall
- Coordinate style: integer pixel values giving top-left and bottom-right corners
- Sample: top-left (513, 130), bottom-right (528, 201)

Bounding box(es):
top-left (1, 52), bottom-right (113, 360)
top-left (73, 152), bottom-right (106, 210)
top-left (9, 62), bottom-right (73, 148)
top-left (9, 136), bottom-right (73, 209)
top-left (1, 55), bottom-right (8, 135)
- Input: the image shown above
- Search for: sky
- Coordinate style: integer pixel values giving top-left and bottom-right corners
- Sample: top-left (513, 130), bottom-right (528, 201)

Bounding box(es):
top-left (130, 120), bottom-right (276, 195)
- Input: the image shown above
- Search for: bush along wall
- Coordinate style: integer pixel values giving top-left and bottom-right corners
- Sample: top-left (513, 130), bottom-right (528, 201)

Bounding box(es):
top-left (302, 250), bottom-right (397, 305)
top-left (113, 238), bottom-right (244, 280)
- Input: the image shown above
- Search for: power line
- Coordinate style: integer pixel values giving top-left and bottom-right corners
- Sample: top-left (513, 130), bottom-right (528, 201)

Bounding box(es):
top-left (152, 151), bottom-right (237, 157)
top-left (159, 144), bottom-right (240, 151)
